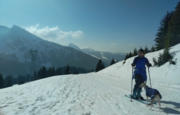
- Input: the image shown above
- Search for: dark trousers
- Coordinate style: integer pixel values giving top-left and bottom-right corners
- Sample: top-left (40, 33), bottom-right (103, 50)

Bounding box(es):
top-left (132, 74), bottom-right (144, 98)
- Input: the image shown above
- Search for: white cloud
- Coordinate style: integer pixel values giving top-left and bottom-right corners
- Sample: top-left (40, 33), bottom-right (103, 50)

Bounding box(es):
top-left (25, 24), bottom-right (84, 44)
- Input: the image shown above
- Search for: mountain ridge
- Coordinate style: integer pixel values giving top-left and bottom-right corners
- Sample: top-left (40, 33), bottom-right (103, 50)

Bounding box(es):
top-left (0, 25), bottom-right (99, 76)
top-left (68, 43), bottom-right (125, 64)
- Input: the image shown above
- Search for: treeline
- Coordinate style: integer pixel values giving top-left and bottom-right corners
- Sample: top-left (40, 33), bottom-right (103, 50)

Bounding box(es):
top-left (124, 2), bottom-right (180, 66)
top-left (124, 47), bottom-right (156, 60)
top-left (95, 59), bottom-right (117, 72)
top-left (33, 65), bottom-right (88, 80)
top-left (0, 59), bottom-right (118, 89)
top-left (0, 65), bottom-right (89, 89)
top-left (155, 2), bottom-right (180, 50)
top-left (153, 2), bottom-right (180, 66)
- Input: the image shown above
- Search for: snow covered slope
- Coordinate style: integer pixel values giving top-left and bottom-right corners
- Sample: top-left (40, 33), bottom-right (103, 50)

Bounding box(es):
top-left (0, 44), bottom-right (180, 115)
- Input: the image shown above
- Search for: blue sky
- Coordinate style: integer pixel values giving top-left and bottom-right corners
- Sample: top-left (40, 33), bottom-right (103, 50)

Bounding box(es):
top-left (0, 0), bottom-right (179, 53)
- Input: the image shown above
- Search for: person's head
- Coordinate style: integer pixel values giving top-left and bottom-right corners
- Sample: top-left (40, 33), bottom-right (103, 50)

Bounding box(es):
top-left (138, 49), bottom-right (145, 57)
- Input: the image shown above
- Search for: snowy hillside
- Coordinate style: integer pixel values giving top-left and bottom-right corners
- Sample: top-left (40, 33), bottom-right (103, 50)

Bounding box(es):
top-left (0, 44), bottom-right (180, 115)
top-left (0, 25), bottom-right (98, 75)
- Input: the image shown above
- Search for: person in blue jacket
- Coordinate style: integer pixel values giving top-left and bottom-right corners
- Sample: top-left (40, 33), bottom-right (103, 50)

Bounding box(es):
top-left (131, 49), bottom-right (152, 100)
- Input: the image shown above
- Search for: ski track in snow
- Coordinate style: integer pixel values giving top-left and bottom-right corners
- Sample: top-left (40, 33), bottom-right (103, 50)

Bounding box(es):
top-left (0, 44), bottom-right (180, 115)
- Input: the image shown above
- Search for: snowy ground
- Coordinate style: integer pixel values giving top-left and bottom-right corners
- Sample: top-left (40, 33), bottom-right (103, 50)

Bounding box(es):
top-left (0, 44), bottom-right (180, 115)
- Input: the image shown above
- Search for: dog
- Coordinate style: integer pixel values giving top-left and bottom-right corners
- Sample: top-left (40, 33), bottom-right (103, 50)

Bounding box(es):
top-left (140, 83), bottom-right (162, 108)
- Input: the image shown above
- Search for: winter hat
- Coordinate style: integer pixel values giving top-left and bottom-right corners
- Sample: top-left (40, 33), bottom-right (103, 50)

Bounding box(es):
top-left (138, 49), bottom-right (145, 54)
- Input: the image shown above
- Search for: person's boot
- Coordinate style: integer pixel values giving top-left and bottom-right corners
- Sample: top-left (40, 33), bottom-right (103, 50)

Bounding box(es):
top-left (131, 88), bottom-right (138, 99)
top-left (136, 88), bottom-right (143, 100)
top-left (140, 96), bottom-right (145, 101)
top-left (131, 95), bottom-right (138, 100)
top-left (136, 88), bottom-right (145, 101)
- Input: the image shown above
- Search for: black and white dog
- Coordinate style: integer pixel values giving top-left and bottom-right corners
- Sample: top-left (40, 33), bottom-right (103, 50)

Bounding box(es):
top-left (140, 83), bottom-right (162, 107)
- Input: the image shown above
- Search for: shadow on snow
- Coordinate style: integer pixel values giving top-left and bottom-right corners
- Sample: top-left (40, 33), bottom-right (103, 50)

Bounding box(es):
top-left (160, 100), bottom-right (180, 114)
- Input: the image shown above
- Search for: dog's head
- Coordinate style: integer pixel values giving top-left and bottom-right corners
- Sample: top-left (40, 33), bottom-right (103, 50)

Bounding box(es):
top-left (140, 82), bottom-right (147, 88)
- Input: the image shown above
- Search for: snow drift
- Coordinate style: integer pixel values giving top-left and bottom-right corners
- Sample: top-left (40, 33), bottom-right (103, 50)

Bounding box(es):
top-left (0, 44), bottom-right (180, 115)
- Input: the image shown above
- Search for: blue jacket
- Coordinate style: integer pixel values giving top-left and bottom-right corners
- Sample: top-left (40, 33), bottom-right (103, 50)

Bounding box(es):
top-left (145, 86), bottom-right (162, 99)
top-left (132, 56), bottom-right (150, 81)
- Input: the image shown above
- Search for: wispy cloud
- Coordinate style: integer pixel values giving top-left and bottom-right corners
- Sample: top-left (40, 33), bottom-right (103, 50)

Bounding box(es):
top-left (25, 24), bottom-right (84, 44)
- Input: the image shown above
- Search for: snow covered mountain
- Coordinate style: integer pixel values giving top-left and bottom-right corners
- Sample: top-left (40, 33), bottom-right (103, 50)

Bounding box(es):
top-left (68, 43), bottom-right (81, 50)
top-left (0, 44), bottom-right (180, 115)
top-left (68, 43), bottom-right (125, 64)
top-left (0, 25), bottom-right (98, 75)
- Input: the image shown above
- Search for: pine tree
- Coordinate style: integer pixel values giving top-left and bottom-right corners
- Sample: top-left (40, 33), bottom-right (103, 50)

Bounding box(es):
top-left (133, 48), bottom-right (138, 56)
top-left (156, 50), bottom-right (172, 66)
top-left (168, 2), bottom-right (180, 46)
top-left (155, 2), bottom-right (180, 49)
top-left (95, 60), bottom-right (105, 72)
top-left (48, 67), bottom-right (56, 76)
top-left (0, 73), bottom-right (4, 88)
top-left (33, 72), bottom-right (38, 80)
top-left (4, 75), bottom-right (13, 87)
top-left (110, 59), bottom-right (116, 65)
top-left (38, 66), bottom-right (48, 78)
top-left (154, 2), bottom-right (180, 66)
top-left (124, 54), bottom-right (129, 60)
top-left (55, 67), bottom-right (63, 75)
top-left (151, 46), bottom-right (156, 52)
top-left (65, 65), bottom-right (70, 74)
top-left (156, 22), bottom-right (173, 66)
top-left (155, 12), bottom-right (173, 50)
top-left (144, 46), bottom-right (149, 53)
top-left (129, 52), bottom-right (133, 58)
top-left (17, 75), bottom-right (25, 84)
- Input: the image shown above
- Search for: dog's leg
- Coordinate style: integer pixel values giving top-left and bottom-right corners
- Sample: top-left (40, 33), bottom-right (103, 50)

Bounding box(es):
top-left (148, 98), bottom-right (155, 109)
top-left (158, 101), bottom-right (161, 108)
top-left (146, 96), bottom-right (148, 101)
top-left (148, 102), bottom-right (153, 110)
top-left (150, 100), bottom-right (154, 107)
top-left (157, 95), bottom-right (161, 108)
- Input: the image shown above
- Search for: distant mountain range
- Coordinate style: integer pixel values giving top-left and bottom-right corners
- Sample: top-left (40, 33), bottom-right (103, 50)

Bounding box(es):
top-left (0, 25), bottom-right (99, 76)
top-left (68, 43), bottom-right (125, 65)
